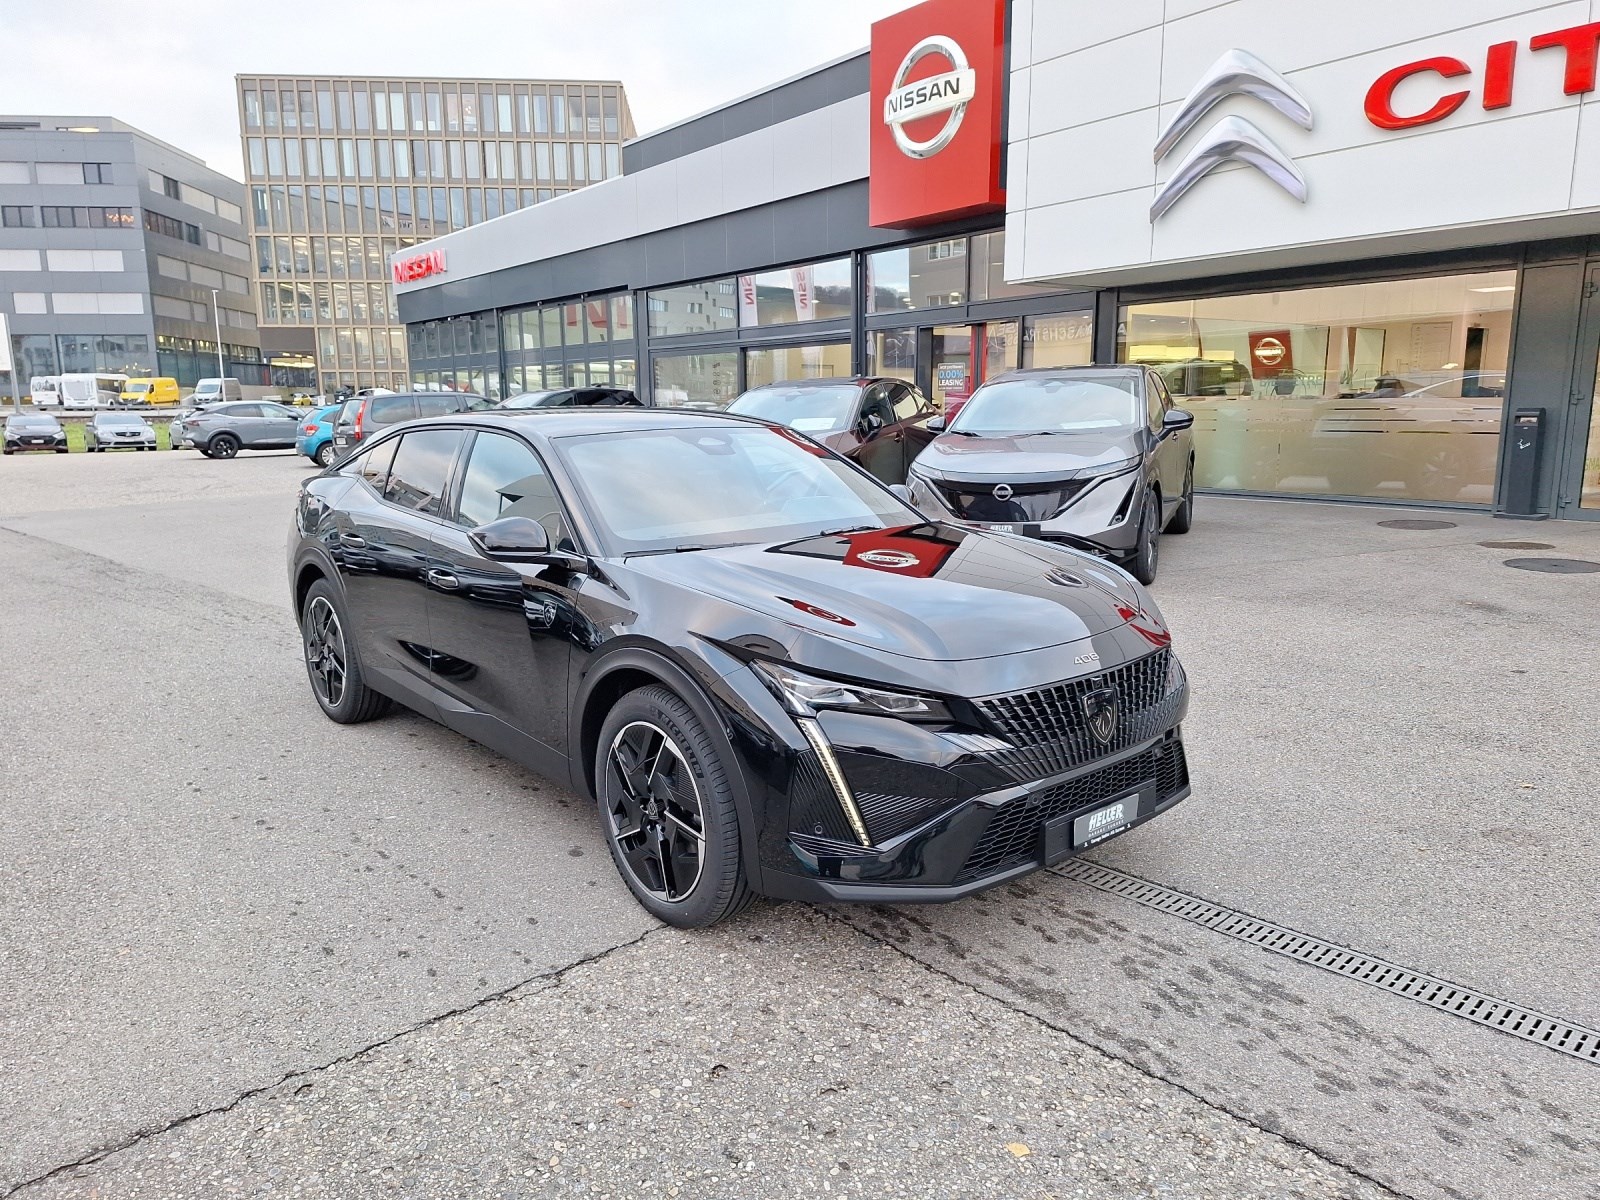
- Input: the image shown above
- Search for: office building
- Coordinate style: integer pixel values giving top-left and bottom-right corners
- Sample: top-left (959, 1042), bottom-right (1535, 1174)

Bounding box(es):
top-left (236, 74), bottom-right (636, 395)
top-left (0, 115), bottom-right (271, 394)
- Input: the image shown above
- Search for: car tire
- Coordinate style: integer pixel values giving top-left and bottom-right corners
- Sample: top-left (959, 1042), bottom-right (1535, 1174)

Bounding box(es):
top-left (2, 448), bottom-right (12, 456)
top-left (1166, 461), bottom-right (1195, 535)
top-left (1128, 489), bottom-right (1161, 586)
top-left (595, 685), bottom-right (755, 929)
top-left (208, 434), bottom-right (240, 460)
top-left (54, 447), bottom-right (67, 454)
top-left (299, 579), bottom-right (392, 724)
top-left (314, 442), bottom-right (337, 468)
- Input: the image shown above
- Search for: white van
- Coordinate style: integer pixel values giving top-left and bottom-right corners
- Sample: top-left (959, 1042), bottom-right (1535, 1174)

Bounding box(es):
top-left (58, 373), bottom-right (128, 410)
top-left (192, 377), bottom-right (243, 404)
top-left (29, 375), bottom-right (62, 408)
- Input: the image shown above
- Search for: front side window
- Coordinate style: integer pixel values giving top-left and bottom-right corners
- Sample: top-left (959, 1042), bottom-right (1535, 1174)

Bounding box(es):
top-left (953, 374), bottom-right (1143, 436)
top-left (455, 431), bottom-right (569, 546)
top-left (556, 424), bottom-right (915, 555)
top-left (382, 429), bottom-right (464, 517)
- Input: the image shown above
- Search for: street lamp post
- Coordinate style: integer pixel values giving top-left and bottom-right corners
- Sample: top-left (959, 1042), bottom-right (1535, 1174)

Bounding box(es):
top-left (210, 289), bottom-right (226, 387)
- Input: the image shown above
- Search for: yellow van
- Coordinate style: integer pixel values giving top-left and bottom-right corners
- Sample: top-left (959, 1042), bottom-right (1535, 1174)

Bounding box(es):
top-left (122, 377), bottom-right (182, 407)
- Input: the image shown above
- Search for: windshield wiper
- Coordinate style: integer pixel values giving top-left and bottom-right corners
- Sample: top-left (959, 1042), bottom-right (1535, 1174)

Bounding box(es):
top-left (626, 542), bottom-right (748, 557)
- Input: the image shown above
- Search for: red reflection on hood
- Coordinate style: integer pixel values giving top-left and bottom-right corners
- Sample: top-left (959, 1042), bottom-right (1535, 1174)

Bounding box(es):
top-left (767, 424), bottom-right (831, 457)
top-left (1117, 604), bottom-right (1173, 647)
top-left (780, 597), bottom-right (856, 626)
top-left (840, 527), bottom-right (956, 578)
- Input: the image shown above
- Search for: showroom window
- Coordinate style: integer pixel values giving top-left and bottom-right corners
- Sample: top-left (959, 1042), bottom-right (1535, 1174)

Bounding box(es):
top-left (969, 231), bottom-right (1061, 303)
top-left (1119, 271), bottom-right (1516, 504)
top-left (744, 342), bottom-right (852, 389)
top-left (653, 351), bottom-right (738, 409)
top-left (1023, 310), bottom-right (1095, 369)
top-left (867, 239), bottom-right (969, 314)
top-left (738, 258), bottom-right (851, 327)
top-left (647, 277), bottom-right (737, 338)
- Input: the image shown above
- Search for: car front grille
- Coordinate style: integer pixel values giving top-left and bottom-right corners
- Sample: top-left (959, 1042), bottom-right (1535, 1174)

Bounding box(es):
top-left (955, 738), bottom-right (1189, 884)
top-left (935, 478), bottom-right (1091, 523)
top-left (974, 649), bottom-right (1177, 782)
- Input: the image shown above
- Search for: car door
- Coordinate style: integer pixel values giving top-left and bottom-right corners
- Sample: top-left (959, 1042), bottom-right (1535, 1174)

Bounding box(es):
top-left (425, 429), bottom-right (580, 775)
top-left (850, 383), bottom-right (908, 483)
top-left (329, 429), bottom-right (464, 713)
top-left (259, 402), bottom-right (303, 447)
top-left (1146, 372), bottom-right (1188, 513)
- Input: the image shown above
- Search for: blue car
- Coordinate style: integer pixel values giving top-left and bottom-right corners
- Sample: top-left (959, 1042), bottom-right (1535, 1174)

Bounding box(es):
top-left (295, 402), bottom-right (347, 468)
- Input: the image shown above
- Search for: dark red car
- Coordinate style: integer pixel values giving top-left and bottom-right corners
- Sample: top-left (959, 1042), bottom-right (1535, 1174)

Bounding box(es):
top-left (726, 377), bottom-right (939, 483)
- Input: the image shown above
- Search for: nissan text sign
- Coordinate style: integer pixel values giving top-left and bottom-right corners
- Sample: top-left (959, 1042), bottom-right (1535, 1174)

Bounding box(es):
top-left (868, 0), bottom-right (1006, 229)
top-left (392, 249), bottom-right (446, 285)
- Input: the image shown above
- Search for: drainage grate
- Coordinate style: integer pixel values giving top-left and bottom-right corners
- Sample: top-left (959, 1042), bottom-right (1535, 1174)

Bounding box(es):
top-left (1055, 859), bottom-right (1600, 1066)
top-left (1503, 557), bottom-right (1600, 575)
top-left (1378, 519), bottom-right (1458, 530)
top-left (1480, 541), bottom-right (1554, 551)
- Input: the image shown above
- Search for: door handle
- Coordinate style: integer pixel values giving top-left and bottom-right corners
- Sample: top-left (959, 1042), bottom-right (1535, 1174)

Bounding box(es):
top-left (427, 569), bottom-right (461, 591)
top-left (340, 533), bottom-right (367, 548)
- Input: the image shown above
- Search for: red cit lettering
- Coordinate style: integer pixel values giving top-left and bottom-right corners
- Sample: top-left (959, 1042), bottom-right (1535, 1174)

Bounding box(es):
top-left (1530, 22), bottom-right (1600, 95)
top-left (1483, 41), bottom-right (1517, 110)
top-left (1365, 57), bottom-right (1472, 130)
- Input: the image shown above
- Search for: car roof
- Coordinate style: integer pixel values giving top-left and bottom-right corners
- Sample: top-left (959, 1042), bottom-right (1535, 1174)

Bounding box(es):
top-left (413, 407), bottom-right (778, 441)
top-left (745, 376), bottom-right (890, 390)
top-left (990, 365), bottom-right (1143, 380)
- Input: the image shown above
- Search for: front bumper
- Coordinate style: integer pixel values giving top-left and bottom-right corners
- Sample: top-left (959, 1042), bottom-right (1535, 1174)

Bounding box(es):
top-left (909, 467), bottom-right (1144, 559)
top-left (754, 656), bottom-right (1191, 904)
top-left (5, 438), bottom-right (68, 451)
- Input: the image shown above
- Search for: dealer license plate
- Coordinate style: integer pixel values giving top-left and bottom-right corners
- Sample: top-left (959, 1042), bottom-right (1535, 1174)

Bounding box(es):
top-left (984, 522), bottom-right (1040, 537)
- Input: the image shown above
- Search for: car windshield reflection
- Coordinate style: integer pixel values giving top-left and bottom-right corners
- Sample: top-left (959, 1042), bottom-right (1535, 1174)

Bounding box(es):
top-left (952, 375), bottom-right (1143, 436)
top-left (555, 424), bottom-right (917, 555)
top-left (728, 386), bottom-right (861, 434)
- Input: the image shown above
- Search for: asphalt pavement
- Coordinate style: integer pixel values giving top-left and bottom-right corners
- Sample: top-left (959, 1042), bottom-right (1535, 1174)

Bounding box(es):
top-left (1, 448), bottom-right (1597, 1200)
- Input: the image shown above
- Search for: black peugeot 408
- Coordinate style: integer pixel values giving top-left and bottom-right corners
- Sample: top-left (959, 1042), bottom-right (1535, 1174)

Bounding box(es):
top-left (288, 410), bottom-right (1191, 927)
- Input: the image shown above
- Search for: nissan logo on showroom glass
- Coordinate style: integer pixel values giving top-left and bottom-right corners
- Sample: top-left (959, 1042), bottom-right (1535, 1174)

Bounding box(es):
top-left (1253, 337), bottom-right (1287, 367)
top-left (884, 35), bottom-right (976, 159)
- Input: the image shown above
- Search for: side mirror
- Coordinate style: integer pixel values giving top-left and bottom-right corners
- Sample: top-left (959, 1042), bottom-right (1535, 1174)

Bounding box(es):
top-left (889, 483), bottom-right (914, 505)
top-left (858, 412), bottom-right (884, 439)
top-left (925, 415), bottom-right (947, 433)
top-left (1163, 409), bottom-right (1195, 432)
top-left (468, 515), bottom-right (551, 561)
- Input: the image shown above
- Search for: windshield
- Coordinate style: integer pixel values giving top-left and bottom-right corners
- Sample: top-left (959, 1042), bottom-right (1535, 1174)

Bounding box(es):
top-left (125, 382), bottom-right (151, 394)
top-left (8, 416), bottom-right (59, 430)
top-left (951, 375), bottom-right (1142, 436)
top-left (96, 415), bottom-right (146, 428)
top-left (728, 386), bottom-right (861, 434)
top-left (502, 392), bottom-right (567, 409)
top-left (556, 424), bottom-right (917, 555)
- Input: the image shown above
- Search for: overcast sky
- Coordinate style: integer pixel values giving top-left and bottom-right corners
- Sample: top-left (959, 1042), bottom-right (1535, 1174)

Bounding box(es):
top-left (0, 0), bottom-right (916, 179)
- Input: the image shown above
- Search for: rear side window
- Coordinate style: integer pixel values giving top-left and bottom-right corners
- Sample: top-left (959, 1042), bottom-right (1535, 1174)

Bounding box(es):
top-left (382, 429), bottom-right (464, 517)
top-left (340, 436), bottom-right (399, 490)
top-left (416, 394), bottom-right (461, 418)
top-left (366, 395), bottom-right (419, 425)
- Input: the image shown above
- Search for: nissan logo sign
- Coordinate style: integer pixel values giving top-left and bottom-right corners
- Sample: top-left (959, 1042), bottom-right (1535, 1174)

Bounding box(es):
top-left (883, 35), bottom-right (977, 160)
top-left (859, 549), bottom-right (922, 569)
top-left (1253, 337), bottom-right (1287, 367)
top-left (992, 483), bottom-right (1014, 501)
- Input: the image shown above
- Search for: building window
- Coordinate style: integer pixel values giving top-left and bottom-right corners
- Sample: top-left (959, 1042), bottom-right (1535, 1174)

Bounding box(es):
top-left (646, 278), bottom-right (738, 338)
top-left (162, 174), bottom-right (182, 199)
top-left (743, 342), bottom-right (852, 388)
top-left (82, 162), bottom-right (113, 184)
top-left (1022, 310), bottom-right (1095, 370)
top-left (867, 240), bottom-right (969, 314)
top-left (738, 258), bottom-right (852, 327)
top-left (1119, 271), bottom-right (1517, 504)
top-left (652, 351), bottom-right (737, 409)
top-left (1, 205), bottom-right (34, 227)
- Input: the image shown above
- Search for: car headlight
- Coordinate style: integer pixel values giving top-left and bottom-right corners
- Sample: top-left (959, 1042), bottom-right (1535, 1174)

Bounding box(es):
top-left (752, 660), bottom-right (953, 723)
top-left (1085, 456), bottom-right (1143, 479)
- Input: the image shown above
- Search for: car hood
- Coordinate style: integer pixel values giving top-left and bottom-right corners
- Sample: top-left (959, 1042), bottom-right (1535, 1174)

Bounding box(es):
top-left (622, 523), bottom-right (1145, 662)
top-left (913, 431), bottom-right (1138, 482)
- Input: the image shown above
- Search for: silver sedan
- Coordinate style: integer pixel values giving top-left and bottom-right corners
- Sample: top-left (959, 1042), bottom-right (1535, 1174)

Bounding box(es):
top-left (84, 412), bottom-right (159, 452)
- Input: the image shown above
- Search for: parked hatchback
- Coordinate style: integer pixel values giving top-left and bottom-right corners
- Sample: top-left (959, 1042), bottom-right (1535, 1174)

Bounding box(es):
top-left (3, 412), bottom-right (69, 454)
top-left (175, 401), bottom-right (305, 458)
top-left (907, 366), bottom-right (1196, 585)
top-left (84, 411), bottom-right (158, 452)
top-left (333, 391), bottom-right (493, 451)
top-left (727, 377), bottom-right (939, 483)
top-left (297, 401), bottom-right (350, 468)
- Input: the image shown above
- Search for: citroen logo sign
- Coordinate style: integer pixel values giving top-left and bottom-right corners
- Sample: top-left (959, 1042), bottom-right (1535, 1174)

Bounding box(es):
top-left (884, 35), bottom-right (978, 160)
top-left (1151, 49), bottom-right (1314, 221)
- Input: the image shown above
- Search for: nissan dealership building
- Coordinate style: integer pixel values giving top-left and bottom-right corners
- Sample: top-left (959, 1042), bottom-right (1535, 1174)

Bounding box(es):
top-left (393, 0), bottom-right (1600, 519)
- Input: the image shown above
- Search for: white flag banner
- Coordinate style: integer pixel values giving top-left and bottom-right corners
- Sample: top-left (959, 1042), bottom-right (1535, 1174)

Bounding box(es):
top-left (791, 267), bottom-right (816, 323)
top-left (738, 275), bottom-right (759, 326)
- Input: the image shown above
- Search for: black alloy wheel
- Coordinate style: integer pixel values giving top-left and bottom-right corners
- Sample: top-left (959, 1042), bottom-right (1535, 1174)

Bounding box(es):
top-left (1130, 489), bottom-right (1161, 585)
top-left (596, 686), bottom-right (752, 928)
top-left (1167, 461), bottom-right (1195, 535)
top-left (208, 433), bottom-right (240, 459)
top-left (300, 579), bottom-right (391, 724)
top-left (314, 442), bottom-right (337, 468)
